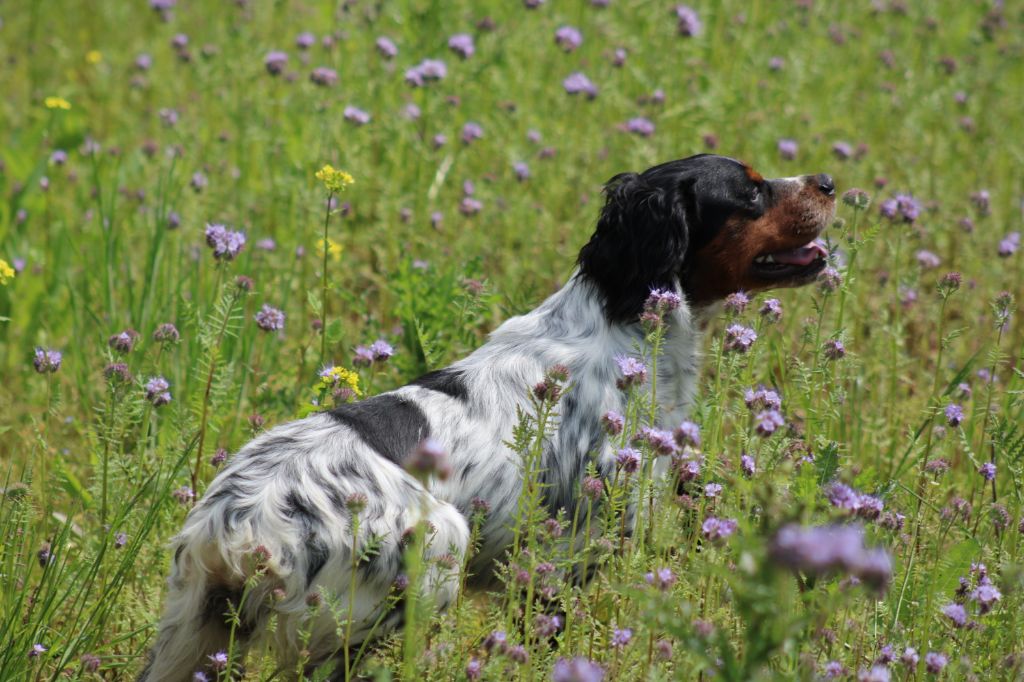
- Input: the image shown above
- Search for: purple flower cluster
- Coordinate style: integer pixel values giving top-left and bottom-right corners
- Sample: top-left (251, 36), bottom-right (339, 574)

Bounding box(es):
top-left (701, 516), bottom-right (738, 543)
top-left (999, 231), bottom-right (1020, 257)
top-left (554, 26), bottom-right (583, 51)
top-left (769, 524), bottom-right (893, 591)
top-left (674, 5), bottom-right (702, 36)
top-left (448, 34), bottom-right (475, 59)
top-left (254, 305), bottom-right (286, 332)
top-left (724, 324), bottom-right (757, 353)
top-left (405, 59), bottom-right (447, 86)
top-left (879, 194), bottom-right (922, 222)
top-left (552, 657), bottom-right (605, 682)
top-left (563, 72), bottom-right (598, 99)
top-left (826, 482), bottom-right (885, 520)
top-left (145, 376), bottom-right (172, 406)
top-left (745, 386), bottom-right (782, 411)
top-left (33, 348), bottom-right (63, 374)
top-left (754, 410), bottom-right (785, 436)
top-left (634, 427), bottom-right (677, 456)
top-left (614, 354), bottom-right (647, 389)
top-left (204, 224), bottom-right (246, 261)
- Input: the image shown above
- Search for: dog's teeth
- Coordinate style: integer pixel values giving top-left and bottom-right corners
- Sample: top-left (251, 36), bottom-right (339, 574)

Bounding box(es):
top-left (762, 254), bottom-right (775, 264)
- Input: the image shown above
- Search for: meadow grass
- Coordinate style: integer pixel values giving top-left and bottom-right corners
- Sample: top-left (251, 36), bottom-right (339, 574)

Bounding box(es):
top-left (0, 0), bottom-right (1022, 679)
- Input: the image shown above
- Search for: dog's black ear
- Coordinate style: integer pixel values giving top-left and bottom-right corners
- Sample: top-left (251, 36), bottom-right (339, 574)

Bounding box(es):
top-left (577, 172), bottom-right (693, 322)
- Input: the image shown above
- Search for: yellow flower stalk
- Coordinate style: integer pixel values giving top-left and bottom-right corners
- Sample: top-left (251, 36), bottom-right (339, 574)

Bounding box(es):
top-left (44, 96), bottom-right (72, 110)
top-left (86, 50), bottom-right (103, 64)
top-left (315, 165), bottom-right (355, 194)
top-left (317, 237), bottom-right (344, 262)
top-left (0, 259), bottom-right (14, 285)
top-left (318, 366), bottom-right (361, 397)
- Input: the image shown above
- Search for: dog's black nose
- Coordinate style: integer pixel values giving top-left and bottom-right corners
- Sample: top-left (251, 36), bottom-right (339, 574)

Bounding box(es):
top-left (815, 174), bottom-right (835, 197)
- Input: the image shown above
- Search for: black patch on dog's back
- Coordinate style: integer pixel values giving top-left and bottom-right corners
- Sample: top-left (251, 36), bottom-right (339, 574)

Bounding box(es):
top-left (328, 395), bottom-right (430, 466)
top-left (410, 367), bottom-right (468, 401)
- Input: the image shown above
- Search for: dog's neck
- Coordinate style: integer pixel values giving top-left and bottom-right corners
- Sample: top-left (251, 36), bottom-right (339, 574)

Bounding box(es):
top-left (485, 272), bottom-right (704, 427)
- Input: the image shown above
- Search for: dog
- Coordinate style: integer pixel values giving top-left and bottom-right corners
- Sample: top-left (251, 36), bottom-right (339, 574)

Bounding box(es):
top-left (140, 154), bottom-right (835, 680)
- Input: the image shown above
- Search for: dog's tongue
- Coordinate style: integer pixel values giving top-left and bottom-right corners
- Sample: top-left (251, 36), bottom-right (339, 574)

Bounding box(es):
top-left (769, 240), bottom-right (829, 266)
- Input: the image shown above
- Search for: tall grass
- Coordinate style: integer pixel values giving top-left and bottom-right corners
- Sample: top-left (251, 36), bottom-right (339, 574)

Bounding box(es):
top-left (0, 0), bottom-right (1021, 679)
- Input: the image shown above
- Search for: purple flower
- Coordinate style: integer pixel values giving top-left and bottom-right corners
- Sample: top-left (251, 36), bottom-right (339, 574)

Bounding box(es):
top-left (563, 72), bottom-right (598, 99)
top-left (777, 138), bottom-right (798, 160)
top-left (610, 628), bottom-right (632, 648)
top-left (704, 482), bottom-right (723, 498)
top-left (940, 602), bottom-right (967, 627)
top-left (172, 485), bottom-right (195, 504)
top-left (823, 339), bottom-right (846, 360)
top-left (81, 653), bottom-right (101, 672)
top-left (208, 650), bottom-right (228, 671)
top-left (970, 581), bottom-right (1001, 614)
top-left (461, 122), bottom-right (484, 144)
top-left (998, 231), bottom-right (1020, 257)
top-left (114, 531), bottom-right (128, 548)
top-left (701, 516), bottom-right (738, 542)
top-left (723, 291), bottom-right (749, 313)
top-left (310, 67), bottom-right (338, 87)
top-left (513, 161), bottom-right (530, 181)
top-left (832, 141), bottom-right (854, 160)
top-left (944, 403), bottom-right (964, 427)
top-left (614, 355), bottom-right (647, 389)
top-left (406, 438), bottom-right (451, 481)
top-left (369, 339), bottom-right (394, 361)
top-left (405, 59), bottom-right (447, 86)
top-left (344, 106), bottom-right (371, 125)
top-left (190, 172), bottom-right (208, 192)
top-left (554, 26), bottom-right (583, 51)
top-left (674, 5), bottom-right (702, 36)
top-left (823, 661), bottom-right (845, 678)
top-left (673, 420), bottom-right (700, 448)
top-left (643, 565), bottom-right (675, 585)
top-left (745, 386), bottom-right (782, 411)
top-left (601, 411), bottom-right (624, 435)
top-left (295, 32), bottom-right (315, 49)
top-left (615, 447), bottom-right (641, 473)
top-left (858, 666), bottom-right (891, 682)
top-left (644, 288), bottom-right (682, 314)
top-left (254, 304), bottom-right (286, 332)
top-left (901, 647), bottom-right (919, 668)
top-left (256, 238), bottom-right (277, 252)
top-left (535, 614), bottom-right (563, 638)
top-left (581, 476), bottom-right (604, 501)
top-left (459, 197), bottom-right (483, 215)
top-left (740, 454), bottom-right (756, 477)
top-left (768, 524), bottom-right (893, 591)
top-left (108, 329), bottom-right (140, 354)
top-left (624, 117), bottom-right (655, 137)
top-left (818, 266), bottom-right (843, 292)
top-left (448, 33), bottom-right (475, 59)
top-left (915, 250), bottom-right (941, 269)
top-left (875, 644), bottom-right (896, 666)
top-left (375, 36), bottom-right (397, 59)
top-left (264, 51), bottom-right (288, 75)
top-left (979, 462), bottom-right (996, 481)
top-left (204, 223), bottom-right (246, 261)
top-left (465, 658), bottom-right (482, 680)
top-left (924, 652), bottom-right (947, 674)
top-left (552, 657), bottom-right (605, 682)
top-left (645, 567), bottom-right (676, 591)
top-left (33, 348), bottom-right (62, 374)
top-left (50, 149), bottom-right (68, 165)
top-left (135, 53), bottom-right (153, 70)
top-left (145, 376), bottom-right (172, 406)
top-left (29, 643), bottom-right (47, 658)
top-left (755, 410), bottom-right (784, 436)
top-left (880, 194), bottom-right (922, 222)
top-left (724, 324), bottom-right (757, 353)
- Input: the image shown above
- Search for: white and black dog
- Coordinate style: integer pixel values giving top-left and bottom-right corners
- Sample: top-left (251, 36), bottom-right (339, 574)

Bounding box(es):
top-left (141, 154), bottom-right (835, 680)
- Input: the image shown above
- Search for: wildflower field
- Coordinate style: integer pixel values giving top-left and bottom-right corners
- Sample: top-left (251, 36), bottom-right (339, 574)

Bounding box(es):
top-left (2, 0), bottom-right (1023, 679)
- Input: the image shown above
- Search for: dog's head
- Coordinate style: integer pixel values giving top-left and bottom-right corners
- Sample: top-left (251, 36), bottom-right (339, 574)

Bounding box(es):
top-left (577, 153), bottom-right (835, 321)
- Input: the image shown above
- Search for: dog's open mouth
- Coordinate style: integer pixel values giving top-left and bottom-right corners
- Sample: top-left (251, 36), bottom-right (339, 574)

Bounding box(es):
top-left (751, 239), bottom-right (829, 280)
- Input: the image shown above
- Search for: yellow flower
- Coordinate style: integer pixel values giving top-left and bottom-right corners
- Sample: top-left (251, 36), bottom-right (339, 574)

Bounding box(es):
top-left (315, 164), bottom-right (355, 194)
top-left (318, 365), bottom-right (361, 396)
top-left (86, 50), bottom-right (103, 64)
top-left (44, 96), bottom-right (72, 110)
top-left (317, 237), bottom-right (344, 262)
top-left (0, 259), bottom-right (14, 285)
